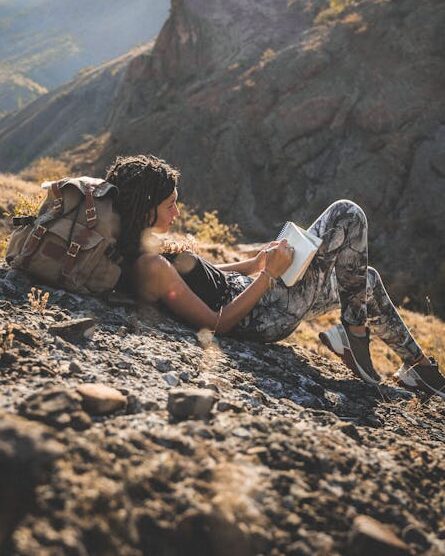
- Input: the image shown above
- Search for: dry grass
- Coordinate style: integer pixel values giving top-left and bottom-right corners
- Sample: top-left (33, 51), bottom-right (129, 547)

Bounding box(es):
top-left (315, 0), bottom-right (356, 24)
top-left (0, 173), bottom-right (40, 258)
top-left (0, 173), bottom-right (40, 214)
top-left (20, 156), bottom-right (70, 183)
top-left (284, 307), bottom-right (445, 379)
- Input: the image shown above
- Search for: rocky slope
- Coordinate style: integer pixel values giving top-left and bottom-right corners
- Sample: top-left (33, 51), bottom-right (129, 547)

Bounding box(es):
top-left (0, 0), bottom-right (169, 114)
top-left (0, 0), bottom-right (444, 317)
top-left (0, 45), bottom-right (152, 169)
top-left (1, 262), bottom-right (445, 555)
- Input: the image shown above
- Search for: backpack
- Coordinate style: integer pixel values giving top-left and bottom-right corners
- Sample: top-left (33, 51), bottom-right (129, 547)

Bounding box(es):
top-left (5, 176), bottom-right (122, 294)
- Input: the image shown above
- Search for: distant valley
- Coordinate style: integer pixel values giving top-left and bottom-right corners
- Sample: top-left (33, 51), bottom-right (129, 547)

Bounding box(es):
top-left (0, 0), bottom-right (169, 115)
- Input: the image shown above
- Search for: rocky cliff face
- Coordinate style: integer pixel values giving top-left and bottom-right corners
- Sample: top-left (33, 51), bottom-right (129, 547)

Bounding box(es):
top-left (101, 0), bottom-right (445, 317)
top-left (1, 264), bottom-right (445, 555)
top-left (0, 0), bottom-right (444, 316)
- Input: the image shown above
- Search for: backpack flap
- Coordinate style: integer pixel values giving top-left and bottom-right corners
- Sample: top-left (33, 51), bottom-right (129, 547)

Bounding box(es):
top-left (41, 177), bottom-right (118, 231)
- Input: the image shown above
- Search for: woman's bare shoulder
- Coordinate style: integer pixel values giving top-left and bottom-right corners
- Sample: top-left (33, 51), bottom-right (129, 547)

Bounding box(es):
top-left (134, 253), bottom-right (174, 301)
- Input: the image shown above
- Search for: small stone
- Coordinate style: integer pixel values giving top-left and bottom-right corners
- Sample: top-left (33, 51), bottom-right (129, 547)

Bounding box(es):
top-left (197, 380), bottom-right (219, 393)
top-left (167, 388), bottom-right (217, 421)
top-left (5, 324), bottom-right (41, 348)
top-left (155, 358), bottom-right (173, 373)
top-left (216, 400), bottom-right (244, 413)
top-left (232, 427), bottom-right (251, 439)
top-left (179, 371), bottom-right (190, 382)
top-left (143, 400), bottom-right (160, 411)
top-left (49, 318), bottom-right (96, 343)
top-left (68, 360), bottom-right (83, 374)
top-left (77, 384), bottom-right (127, 416)
top-left (335, 421), bottom-right (361, 442)
top-left (349, 515), bottom-right (410, 556)
top-left (163, 372), bottom-right (180, 387)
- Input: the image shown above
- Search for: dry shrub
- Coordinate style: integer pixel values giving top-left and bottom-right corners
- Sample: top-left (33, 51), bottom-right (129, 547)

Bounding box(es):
top-left (0, 173), bottom-right (40, 214)
top-left (0, 174), bottom-right (42, 259)
top-left (4, 192), bottom-right (44, 218)
top-left (315, 0), bottom-right (355, 23)
top-left (27, 287), bottom-right (50, 315)
top-left (0, 234), bottom-right (8, 259)
top-left (173, 203), bottom-right (240, 246)
top-left (20, 157), bottom-right (69, 183)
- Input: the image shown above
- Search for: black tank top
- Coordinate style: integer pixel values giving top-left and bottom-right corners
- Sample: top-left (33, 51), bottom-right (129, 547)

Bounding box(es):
top-left (163, 251), bottom-right (229, 311)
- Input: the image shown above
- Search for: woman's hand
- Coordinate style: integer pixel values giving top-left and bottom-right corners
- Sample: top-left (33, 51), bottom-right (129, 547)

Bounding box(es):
top-left (264, 239), bottom-right (294, 278)
top-left (253, 241), bottom-right (281, 273)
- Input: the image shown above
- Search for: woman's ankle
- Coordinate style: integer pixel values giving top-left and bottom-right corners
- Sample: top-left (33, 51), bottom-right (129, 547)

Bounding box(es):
top-left (347, 323), bottom-right (367, 337)
top-left (410, 354), bottom-right (430, 367)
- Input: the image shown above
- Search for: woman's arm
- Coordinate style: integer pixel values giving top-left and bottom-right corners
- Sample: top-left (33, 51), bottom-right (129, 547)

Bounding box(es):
top-left (215, 241), bottom-right (280, 275)
top-left (215, 257), bottom-right (258, 274)
top-left (135, 242), bottom-right (292, 335)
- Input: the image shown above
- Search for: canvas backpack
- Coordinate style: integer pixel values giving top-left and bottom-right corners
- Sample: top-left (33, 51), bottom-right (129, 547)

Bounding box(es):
top-left (5, 176), bottom-right (122, 294)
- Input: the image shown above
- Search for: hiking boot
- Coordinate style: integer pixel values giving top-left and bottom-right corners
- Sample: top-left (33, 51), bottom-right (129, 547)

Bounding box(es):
top-left (395, 357), bottom-right (445, 399)
top-left (319, 321), bottom-right (381, 385)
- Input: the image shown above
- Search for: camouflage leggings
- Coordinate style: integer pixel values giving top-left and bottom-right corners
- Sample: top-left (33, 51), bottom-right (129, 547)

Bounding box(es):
top-left (228, 200), bottom-right (423, 365)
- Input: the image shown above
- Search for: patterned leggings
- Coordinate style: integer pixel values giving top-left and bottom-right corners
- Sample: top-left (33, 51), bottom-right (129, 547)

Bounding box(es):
top-left (227, 200), bottom-right (423, 365)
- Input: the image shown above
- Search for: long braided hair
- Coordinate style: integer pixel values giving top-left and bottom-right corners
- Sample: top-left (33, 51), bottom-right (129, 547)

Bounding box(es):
top-left (105, 154), bottom-right (180, 266)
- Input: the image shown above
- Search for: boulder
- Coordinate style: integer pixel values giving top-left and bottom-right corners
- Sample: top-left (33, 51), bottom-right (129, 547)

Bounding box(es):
top-left (49, 318), bottom-right (96, 342)
top-left (19, 386), bottom-right (92, 430)
top-left (77, 383), bottom-right (127, 415)
top-left (167, 388), bottom-right (217, 421)
top-left (0, 414), bottom-right (63, 549)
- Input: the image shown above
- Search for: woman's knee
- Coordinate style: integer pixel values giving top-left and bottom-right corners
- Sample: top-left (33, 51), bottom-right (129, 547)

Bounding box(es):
top-left (327, 199), bottom-right (367, 227)
top-left (367, 266), bottom-right (382, 290)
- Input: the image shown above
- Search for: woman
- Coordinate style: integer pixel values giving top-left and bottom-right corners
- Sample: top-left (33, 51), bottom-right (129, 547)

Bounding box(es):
top-left (106, 154), bottom-right (445, 399)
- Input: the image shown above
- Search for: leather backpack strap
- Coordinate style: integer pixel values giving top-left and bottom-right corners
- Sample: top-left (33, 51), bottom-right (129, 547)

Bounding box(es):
top-left (51, 182), bottom-right (64, 214)
top-left (84, 188), bottom-right (97, 229)
top-left (60, 226), bottom-right (94, 278)
top-left (21, 224), bottom-right (48, 268)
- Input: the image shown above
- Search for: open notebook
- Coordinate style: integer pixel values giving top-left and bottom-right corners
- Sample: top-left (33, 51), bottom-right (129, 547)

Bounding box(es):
top-left (276, 222), bottom-right (323, 287)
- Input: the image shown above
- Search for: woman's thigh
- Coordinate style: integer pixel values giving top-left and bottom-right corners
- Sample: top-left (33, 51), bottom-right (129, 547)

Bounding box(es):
top-left (231, 267), bottom-right (339, 343)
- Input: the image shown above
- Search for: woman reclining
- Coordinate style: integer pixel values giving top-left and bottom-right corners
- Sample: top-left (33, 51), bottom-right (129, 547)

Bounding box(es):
top-left (106, 153), bottom-right (445, 399)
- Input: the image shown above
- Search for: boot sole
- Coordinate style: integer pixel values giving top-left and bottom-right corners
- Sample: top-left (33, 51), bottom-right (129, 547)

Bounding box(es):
top-left (409, 370), bottom-right (445, 400)
top-left (319, 328), bottom-right (380, 386)
top-left (395, 368), bottom-right (445, 400)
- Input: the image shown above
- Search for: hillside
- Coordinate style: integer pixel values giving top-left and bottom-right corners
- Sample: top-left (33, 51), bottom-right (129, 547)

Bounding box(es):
top-left (1, 260), bottom-right (445, 555)
top-left (0, 0), bottom-right (169, 114)
top-left (0, 0), bottom-right (444, 320)
top-left (0, 44), bottom-right (152, 168)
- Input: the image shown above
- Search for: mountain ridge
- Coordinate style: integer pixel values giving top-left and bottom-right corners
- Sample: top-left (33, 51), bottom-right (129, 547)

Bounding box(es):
top-left (0, 0), bottom-right (444, 317)
top-left (0, 0), bottom-right (169, 114)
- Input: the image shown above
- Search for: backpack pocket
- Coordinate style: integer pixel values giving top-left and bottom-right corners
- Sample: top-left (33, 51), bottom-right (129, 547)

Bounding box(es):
top-left (11, 218), bottom-right (110, 292)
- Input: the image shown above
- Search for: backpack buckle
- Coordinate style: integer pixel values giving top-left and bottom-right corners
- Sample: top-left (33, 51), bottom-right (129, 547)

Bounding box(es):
top-left (85, 207), bottom-right (97, 222)
top-left (67, 242), bottom-right (81, 257)
top-left (32, 225), bottom-right (47, 240)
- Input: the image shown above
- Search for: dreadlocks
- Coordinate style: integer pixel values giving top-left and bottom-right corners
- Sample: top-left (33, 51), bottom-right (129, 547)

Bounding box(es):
top-left (105, 154), bottom-right (180, 264)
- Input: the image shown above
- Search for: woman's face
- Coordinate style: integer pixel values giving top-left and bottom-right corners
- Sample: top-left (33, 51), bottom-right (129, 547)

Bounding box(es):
top-left (150, 188), bottom-right (180, 233)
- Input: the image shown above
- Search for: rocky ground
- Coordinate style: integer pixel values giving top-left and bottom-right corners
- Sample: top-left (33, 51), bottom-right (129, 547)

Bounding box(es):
top-left (1, 261), bottom-right (445, 556)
